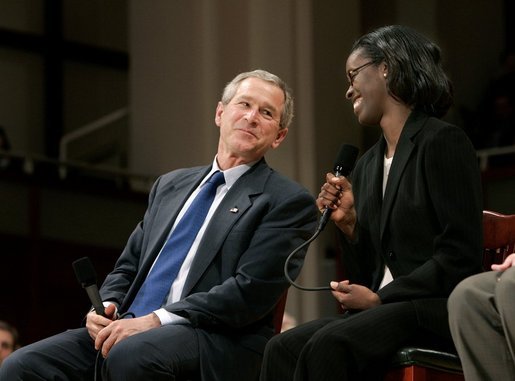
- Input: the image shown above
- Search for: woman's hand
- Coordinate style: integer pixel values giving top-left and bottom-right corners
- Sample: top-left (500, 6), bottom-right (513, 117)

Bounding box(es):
top-left (316, 173), bottom-right (357, 238)
top-left (330, 280), bottom-right (381, 311)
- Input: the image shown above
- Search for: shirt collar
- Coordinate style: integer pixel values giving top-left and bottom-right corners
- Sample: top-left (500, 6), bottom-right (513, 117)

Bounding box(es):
top-left (208, 156), bottom-right (256, 189)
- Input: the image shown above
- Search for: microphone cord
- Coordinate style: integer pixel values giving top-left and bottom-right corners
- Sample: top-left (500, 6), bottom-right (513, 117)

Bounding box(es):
top-left (93, 311), bottom-right (135, 381)
top-left (284, 225), bottom-right (332, 291)
top-left (286, 143), bottom-right (359, 291)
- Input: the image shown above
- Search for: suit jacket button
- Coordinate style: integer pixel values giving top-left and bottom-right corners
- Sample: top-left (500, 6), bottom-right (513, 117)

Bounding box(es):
top-left (388, 251), bottom-right (396, 260)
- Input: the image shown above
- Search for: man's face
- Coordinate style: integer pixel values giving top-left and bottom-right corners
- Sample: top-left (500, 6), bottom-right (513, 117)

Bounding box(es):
top-left (0, 329), bottom-right (15, 365)
top-left (215, 77), bottom-right (288, 163)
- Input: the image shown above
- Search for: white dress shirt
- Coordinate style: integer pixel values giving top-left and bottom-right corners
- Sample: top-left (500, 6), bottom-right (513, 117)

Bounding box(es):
top-left (152, 157), bottom-right (254, 325)
top-left (379, 154), bottom-right (394, 289)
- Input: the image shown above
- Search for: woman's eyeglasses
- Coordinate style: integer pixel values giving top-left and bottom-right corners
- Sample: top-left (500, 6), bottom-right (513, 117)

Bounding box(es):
top-left (347, 61), bottom-right (375, 87)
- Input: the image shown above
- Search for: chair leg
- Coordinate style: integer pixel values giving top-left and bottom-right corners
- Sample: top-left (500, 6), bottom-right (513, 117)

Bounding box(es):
top-left (411, 366), bottom-right (428, 381)
top-left (384, 365), bottom-right (421, 381)
top-left (384, 365), bottom-right (464, 381)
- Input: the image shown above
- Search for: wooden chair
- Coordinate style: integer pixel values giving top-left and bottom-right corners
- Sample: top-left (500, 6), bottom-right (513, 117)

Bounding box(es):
top-left (482, 210), bottom-right (515, 269)
top-left (384, 210), bottom-right (515, 381)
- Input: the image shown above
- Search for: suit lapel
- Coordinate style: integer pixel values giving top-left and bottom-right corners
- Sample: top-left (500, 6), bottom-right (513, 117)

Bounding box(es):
top-left (380, 111), bottom-right (426, 241)
top-left (180, 160), bottom-right (270, 297)
top-left (122, 166), bottom-right (211, 311)
top-left (149, 168), bottom-right (210, 256)
top-left (367, 140), bottom-right (385, 244)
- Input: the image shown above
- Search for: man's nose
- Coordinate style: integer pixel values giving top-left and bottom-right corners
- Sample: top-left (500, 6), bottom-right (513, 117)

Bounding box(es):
top-left (244, 108), bottom-right (259, 124)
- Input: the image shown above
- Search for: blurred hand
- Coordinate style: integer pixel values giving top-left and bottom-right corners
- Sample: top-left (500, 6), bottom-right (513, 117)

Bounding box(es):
top-left (491, 253), bottom-right (515, 272)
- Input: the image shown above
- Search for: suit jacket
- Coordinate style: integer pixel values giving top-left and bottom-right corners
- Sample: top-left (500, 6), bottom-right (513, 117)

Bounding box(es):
top-left (339, 110), bottom-right (483, 337)
top-left (99, 158), bottom-right (318, 380)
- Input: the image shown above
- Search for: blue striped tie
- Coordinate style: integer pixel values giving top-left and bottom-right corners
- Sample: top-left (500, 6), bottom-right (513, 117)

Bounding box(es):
top-left (129, 171), bottom-right (225, 317)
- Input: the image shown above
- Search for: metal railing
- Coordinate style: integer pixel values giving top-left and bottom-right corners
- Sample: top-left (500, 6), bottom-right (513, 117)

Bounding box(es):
top-left (2, 143), bottom-right (514, 194)
top-left (59, 108), bottom-right (129, 179)
top-left (476, 144), bottom-right (515, 171)
top-left (0, 149), bottom-right (157, 193)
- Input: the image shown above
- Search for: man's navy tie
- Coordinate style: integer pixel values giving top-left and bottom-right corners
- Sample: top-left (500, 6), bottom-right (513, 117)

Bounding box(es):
top-left (129, 171), bottom-right (225, 317)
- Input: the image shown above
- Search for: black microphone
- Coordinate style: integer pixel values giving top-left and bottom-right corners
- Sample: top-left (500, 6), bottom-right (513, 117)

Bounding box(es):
top-left (284, 143), bottom-right (359, 291)
top-left (72, 257), bottom-right (105, 316)
top-left (317, 144), bottom-right (359, 231)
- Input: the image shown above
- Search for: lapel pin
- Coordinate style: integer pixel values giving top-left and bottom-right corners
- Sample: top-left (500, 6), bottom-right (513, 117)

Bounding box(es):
top-left (230, 207), bottom-right (239, 213)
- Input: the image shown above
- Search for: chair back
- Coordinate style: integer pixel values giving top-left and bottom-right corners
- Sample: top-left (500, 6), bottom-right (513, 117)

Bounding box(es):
top-left (385, 209), bottom-right (515, 381)
top-left (482, 210), bottom-right (515, 270)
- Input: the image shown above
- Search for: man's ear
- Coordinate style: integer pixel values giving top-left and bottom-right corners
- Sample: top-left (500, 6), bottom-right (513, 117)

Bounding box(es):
top-left (271, 128), bottom-right (288, 149)
top-left (215, 101), bottom-right (224, 126)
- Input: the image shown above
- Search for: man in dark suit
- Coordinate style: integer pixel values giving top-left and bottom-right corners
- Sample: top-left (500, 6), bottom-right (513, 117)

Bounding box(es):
top-left (260, 25), bottom-right (483, 381)
top-left (1, 70), bottom-right (318, 381)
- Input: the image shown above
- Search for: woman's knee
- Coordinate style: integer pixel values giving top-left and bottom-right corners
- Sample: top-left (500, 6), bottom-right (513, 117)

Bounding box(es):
top-left (263, 332), bottom-right (288, 358)
top-left (306, 325), bottom-right (349, 354)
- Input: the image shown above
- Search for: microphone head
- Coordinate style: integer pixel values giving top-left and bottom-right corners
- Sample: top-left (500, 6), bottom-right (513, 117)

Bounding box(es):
top-left (333, 144), bottom-right (359, 176)
top-left (72, 257), bottom-right (97, 288)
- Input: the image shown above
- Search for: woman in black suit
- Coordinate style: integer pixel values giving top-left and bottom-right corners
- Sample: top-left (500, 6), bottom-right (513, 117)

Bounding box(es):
top-left (260, 25), bottom-right (483, 381)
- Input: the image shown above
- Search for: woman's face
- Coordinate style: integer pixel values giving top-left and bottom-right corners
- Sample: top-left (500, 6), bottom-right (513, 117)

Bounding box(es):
top-left (345, 49), bottom-right (388, 126)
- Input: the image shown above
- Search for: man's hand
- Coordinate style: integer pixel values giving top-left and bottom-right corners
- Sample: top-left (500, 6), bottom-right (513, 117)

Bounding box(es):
top-left (95, 313), bottom-right (161, 358)
top-left (491, 253), bottom-right (515, 272)
top-left (330, 280), bottom-right (381, 311)
top-left (86, 303), bottom-right (117, 341)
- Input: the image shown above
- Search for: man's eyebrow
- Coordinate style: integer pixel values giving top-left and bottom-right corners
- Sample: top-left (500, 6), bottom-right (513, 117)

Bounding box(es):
top-left (234, 95), bottom-right (279, 112)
